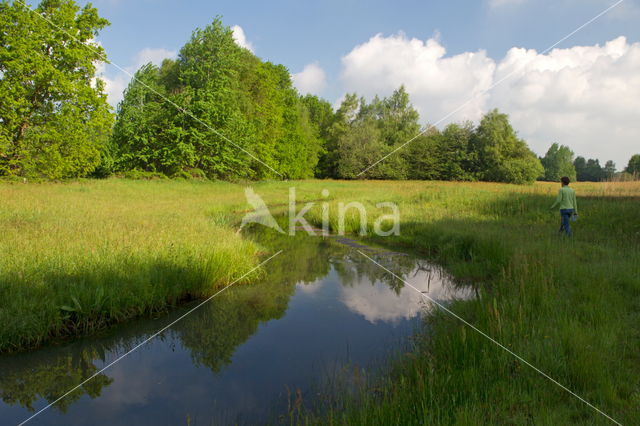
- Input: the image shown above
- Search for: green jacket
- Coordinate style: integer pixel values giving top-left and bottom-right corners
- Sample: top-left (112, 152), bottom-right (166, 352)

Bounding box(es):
top-left (550, 186), bottom-right (578, 212)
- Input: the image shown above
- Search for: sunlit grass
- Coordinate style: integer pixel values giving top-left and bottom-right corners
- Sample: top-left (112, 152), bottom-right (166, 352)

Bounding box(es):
top-left (290, 179), bottom-right (640, 425)
top-left (0, 179), bottom-right (259, 352)
top-left (1, 178), bottom-right (639, 423)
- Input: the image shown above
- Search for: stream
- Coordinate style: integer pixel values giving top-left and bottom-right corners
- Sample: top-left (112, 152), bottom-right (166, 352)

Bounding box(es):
top-left (0, 230), bottom-right (473, 425)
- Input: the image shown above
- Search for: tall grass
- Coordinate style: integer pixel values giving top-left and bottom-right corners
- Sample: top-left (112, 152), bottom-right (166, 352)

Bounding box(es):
top-left (1, 178), bottom-right (639, 423)
top-left (0, 179), bottom-right (259, 352)
top-left (293, 180), bottom-right (640, 425)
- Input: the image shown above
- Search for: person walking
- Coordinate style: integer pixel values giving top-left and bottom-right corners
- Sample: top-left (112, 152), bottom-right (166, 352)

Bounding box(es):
top-left (550, 176), bottom-right (578, 237)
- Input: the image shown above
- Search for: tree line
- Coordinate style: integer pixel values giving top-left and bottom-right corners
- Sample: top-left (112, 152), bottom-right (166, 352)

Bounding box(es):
top-left (1, 1), bottom-right (638, 183)
top-left (540, 143), bottom-right (640, 182)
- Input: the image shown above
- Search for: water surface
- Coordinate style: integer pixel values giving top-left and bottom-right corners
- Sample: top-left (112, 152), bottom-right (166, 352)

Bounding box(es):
top-left (0, 232), bottom-right (472, 425)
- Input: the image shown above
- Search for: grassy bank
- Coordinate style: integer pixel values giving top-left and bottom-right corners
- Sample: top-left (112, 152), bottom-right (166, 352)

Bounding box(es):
top-left (0, 180), bottom-right (261, 352)
top-left (1, 179), bottom-right (639, 424)
top-left (0, 178), bottom-right (355, 352)
top-left (298, 180), bottom-right (640, 424)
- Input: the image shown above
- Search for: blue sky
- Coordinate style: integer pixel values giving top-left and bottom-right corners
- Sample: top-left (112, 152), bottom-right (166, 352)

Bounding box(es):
top-left (87, 0), bottom-right (639, 99)
top-left (76, 0), bottom-right (640, 166)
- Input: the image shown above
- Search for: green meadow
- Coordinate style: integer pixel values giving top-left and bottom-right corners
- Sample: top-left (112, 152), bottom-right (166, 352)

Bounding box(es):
top-left (311, 180), bottom-right (639, 425)
top-left (1, 179), bottom-right (639, 423)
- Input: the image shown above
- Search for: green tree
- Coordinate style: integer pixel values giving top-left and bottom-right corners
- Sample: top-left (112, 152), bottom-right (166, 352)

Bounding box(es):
top-left (111, 63), bottom-right (185, 174)
top-left (268, 64), bottom-right (321, 179)
top-left (574, 156), bottom-right (587, 181)
top-left (0, 0), bottom-right (113, 178)
top-left (406, 128), bottom-right (442, 180)
top-left (438, 122), bottom-right (475, 181)
top-left (111, 18), bottom-right (322, 180)
top-left (579, 158), bottom-right (605, 181)
top-left (331, 88), bottom-right (420, 180)
top-left (469, 109), bottom-right (542, 184)
top-left (236, 55), bottom-right (290, 178)
top-left (366, 86), bottom-right (420, 179)
top-left (322, 94), bottom-right (359, 179)
top-left (171, 19), bottom-right (255, 179)
top-left (540, 143), bottom-right (576, 182)
top-left (300, 95), bottom-right (334, 142)
top-left (335, 118), bottom-right (387, 179)
top-left (366, 86), bottom-right (421, 147)
top-left (626, 154), bottom-right (640, 175)
top-left (300, 95), bottom-right (335, 178)
top-left (603, 160), bottom-right (616, 180)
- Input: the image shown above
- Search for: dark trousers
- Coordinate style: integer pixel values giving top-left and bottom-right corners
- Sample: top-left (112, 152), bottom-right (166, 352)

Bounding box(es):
top-left (559, 209), bottom-right (574, 236)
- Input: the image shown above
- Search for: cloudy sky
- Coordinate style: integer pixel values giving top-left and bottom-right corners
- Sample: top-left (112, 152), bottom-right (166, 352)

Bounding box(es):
top-left (81, 0), bottom-right (639, 167)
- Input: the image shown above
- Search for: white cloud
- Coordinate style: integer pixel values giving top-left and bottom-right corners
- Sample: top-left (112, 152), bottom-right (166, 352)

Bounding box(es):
top-left (491, 36), bottom-right (640, 166)
top-left (296, 281), bottom-right (323, 294)
top-left (339, 32), bottom-right (640, 166)
top-left (340, 280), bottom-right (424, 324)
top-left (292, 62), bottom-right (328, 95)
top-left (340, 263), bottom-right (473, 324)
top-left (101, 73), bottom-right (129, 107)
top-left (341, 32), bottom-right (495, 124)
top-left (231, 25), bottom-right (254, 52)
top-left (93, 60), bottom-right (127, 107)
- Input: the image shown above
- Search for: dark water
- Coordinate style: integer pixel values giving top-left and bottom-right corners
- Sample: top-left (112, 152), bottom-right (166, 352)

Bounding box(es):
top-left (0, 231), bottom-right (472, 425)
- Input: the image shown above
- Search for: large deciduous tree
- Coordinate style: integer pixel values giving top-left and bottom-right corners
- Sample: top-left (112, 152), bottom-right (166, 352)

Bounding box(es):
top-left (0, 0), bottom-right (113, 178)
top-left (603, 160), bottom-right (616, 180)
top-left (110, 62), bottom-right (182, 174)
top-left (437, 122), bottom-right (475, 181)
top-left (331, 87), bottom-right (420, 180)
top-left (111, 18), bottom-right (324, 180)
top-left (585, 159), bottom-right (605, 181)
top-left (573, 156), bottom-right (587, 181)
top-left (576, 158), bottom-right (605, 181)
top-left (406, 128), bottom-right (442, 181)
top-left (300, 94), bottom-right (334, 178)
top-left (626, 154), bottom-right (640, 175)
top-left (469, 109), bottom-right (542, 184)
top-left (335, 118), bottom-right (386, 179)
top-left (540, 143), bottom-right (576, 182)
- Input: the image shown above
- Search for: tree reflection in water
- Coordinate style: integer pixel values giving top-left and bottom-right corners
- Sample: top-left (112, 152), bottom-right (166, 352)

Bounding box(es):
top-left (0, 227), bottom-right (470, 418)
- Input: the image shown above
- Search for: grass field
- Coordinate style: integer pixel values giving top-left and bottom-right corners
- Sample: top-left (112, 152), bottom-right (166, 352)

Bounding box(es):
top-left (1, 178), bottom-right (639, 424)
top-left (304, 180), bottom-right (640, 425)
top-left (0, 180), bottom-right (260, 352)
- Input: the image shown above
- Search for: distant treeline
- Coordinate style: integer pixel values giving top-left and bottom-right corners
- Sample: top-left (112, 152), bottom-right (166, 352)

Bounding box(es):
top-left (1, 1), bottom-right (638, 183)
top-left (539, 143), bottom-right (639, 183)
